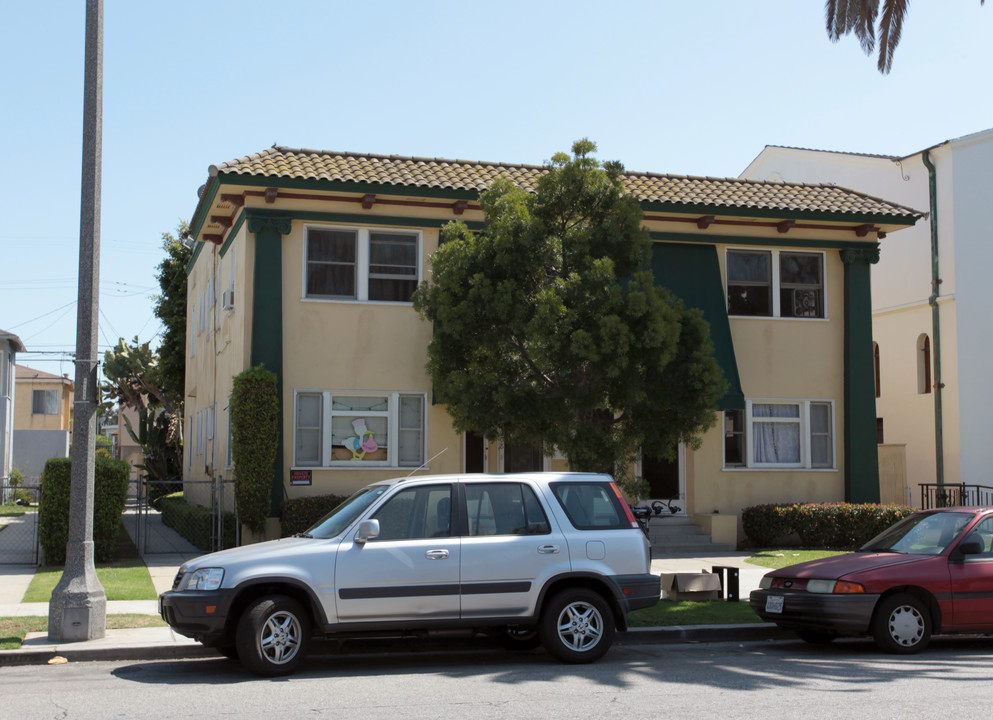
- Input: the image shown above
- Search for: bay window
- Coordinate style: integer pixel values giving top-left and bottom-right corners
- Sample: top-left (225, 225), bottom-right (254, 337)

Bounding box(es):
top-left (294, 391), bottom-right (426, 468)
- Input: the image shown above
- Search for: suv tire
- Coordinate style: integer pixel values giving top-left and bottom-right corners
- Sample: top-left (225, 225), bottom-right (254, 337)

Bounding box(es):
top-left (236, 595), bottom-right (311, 676)
top-left (540, 588), bottom-right (614, 663)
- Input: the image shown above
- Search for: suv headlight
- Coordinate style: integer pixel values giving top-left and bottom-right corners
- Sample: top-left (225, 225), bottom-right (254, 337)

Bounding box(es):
top-left (181, 567), bottom-right (224, 591)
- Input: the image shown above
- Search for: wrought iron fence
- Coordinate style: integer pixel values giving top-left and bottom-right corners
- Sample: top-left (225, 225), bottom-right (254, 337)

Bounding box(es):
top-left (134, 475), bottom-right (238, 555)
top-left (919, 483), bottom-right (993, 510)
top-left (0, 481), bottom-right (41, 565)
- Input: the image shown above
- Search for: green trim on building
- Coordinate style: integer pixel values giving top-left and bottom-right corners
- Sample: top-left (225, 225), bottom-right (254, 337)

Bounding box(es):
top-left (841, 245), bottom-right (881, 503)
top-left (650, 242), bottom-right (744, 410)
top-left (215, 172), bottom-right (481, 202)
top-left (247, 214), bottom-right (292, 516)
top-left (649, 231), bottom-right (884, 252)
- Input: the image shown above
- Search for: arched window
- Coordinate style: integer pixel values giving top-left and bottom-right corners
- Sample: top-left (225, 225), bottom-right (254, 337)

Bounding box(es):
top-left (873, 342), bottom-right (880, 398)
top-left (917, 334), bottom-right (932, 394)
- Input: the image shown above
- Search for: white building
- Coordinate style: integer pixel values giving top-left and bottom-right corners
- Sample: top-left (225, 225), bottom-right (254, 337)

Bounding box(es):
top-left (741, 128), bottom-right (993, 507)
top-left (1, 330), bottom-right (25, 487)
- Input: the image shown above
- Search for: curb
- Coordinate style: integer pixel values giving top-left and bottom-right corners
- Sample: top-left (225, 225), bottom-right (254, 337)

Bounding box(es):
top-left (0, 624), bottom-right (787, 668)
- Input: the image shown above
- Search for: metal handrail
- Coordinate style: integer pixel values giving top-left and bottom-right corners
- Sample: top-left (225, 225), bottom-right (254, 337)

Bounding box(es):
top-left (919, 483), bottom-right (993, 510)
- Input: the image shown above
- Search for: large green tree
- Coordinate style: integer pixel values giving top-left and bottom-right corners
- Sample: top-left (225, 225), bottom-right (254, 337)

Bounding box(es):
top-left (154, 222), bottom-right (192, 401)
top-left (413, 139), bottom-right (726, 475)
top-left (826, 0), bottom-right (985, 73)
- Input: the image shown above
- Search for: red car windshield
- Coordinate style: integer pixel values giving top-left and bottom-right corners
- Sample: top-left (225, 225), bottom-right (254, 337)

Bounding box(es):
top-left (861, 511), bottom-right (973, 556)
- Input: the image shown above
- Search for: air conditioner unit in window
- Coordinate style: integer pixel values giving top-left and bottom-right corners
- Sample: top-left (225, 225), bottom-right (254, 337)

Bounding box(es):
top-left (221, 289), bottom-right (235, 310)
top-left (792, 289), bottom-right (819, 317)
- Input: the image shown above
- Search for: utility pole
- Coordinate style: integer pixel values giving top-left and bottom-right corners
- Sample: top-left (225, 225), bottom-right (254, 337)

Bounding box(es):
top-left (48, 0), bottom-right (106, 642)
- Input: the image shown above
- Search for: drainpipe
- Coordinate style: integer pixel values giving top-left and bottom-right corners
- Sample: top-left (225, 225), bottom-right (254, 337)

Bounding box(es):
top-left (921, 150), bottom-right (944, 489)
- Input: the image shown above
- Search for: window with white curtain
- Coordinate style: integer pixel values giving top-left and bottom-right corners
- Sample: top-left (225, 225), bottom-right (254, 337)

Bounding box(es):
top-left (723, 400), bottom-right (834, 469)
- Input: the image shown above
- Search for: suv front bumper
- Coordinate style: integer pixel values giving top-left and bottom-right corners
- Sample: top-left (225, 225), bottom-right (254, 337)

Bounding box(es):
top-left (159, 589), bottom-right (236, 644)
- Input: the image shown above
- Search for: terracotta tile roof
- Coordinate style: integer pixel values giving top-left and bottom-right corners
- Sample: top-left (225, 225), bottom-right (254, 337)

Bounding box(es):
top-left (211, 146), bottom-right (922, 221)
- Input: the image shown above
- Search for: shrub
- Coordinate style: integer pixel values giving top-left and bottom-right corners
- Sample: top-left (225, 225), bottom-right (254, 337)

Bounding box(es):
top-left (231, 365), bottom-right (279, 535)
top-left (38, 456), bottom-right (130, 564)
top-left (742, 502), bottom-right (915, 549)
top-left (280, 494), bottom-right (349, 537)
top-left (159, 492), bottom-right (237, 551)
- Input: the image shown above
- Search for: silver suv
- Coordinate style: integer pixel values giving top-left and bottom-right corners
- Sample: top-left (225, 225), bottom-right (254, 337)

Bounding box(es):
top-left (159, 472), bottom-right (660, 675)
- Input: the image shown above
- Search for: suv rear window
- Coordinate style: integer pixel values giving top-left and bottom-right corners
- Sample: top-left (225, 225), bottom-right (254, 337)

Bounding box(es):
top-left (550, 481), bottom-right (629, 530)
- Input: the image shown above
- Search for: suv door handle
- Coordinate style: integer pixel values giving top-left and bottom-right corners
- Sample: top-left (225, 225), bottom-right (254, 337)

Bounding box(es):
top-left (537, 545), bottom-right (560, 554)
top-left (425, 549), bottom-right (450, 560)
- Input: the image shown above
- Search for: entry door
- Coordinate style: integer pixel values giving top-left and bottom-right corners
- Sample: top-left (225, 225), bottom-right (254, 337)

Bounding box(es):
top-left (334, 483), bottom-right (460, 623)
top-left (640, 445), bottom-right (685, 512)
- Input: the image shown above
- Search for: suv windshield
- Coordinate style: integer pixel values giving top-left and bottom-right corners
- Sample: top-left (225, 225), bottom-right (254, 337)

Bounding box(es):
top-left (307, 485), bottom-right (390, 539)
top-left (861, 511), bottom-right (973, 556)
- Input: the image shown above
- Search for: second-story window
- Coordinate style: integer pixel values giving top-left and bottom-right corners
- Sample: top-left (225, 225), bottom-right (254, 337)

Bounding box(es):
top-left (727, 249), bottom-right (824, 319)
top-left (305, 226), bottom-right (419, 303)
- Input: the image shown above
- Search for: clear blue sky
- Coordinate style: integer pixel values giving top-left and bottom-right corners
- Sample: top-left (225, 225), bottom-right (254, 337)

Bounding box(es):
top-left (2, 0), bottom-right (990, 372)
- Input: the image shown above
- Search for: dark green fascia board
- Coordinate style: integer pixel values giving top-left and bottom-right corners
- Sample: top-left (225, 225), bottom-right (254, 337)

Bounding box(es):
top-left (238, 206), bottom-right (486, 231)
top-left (639, 200), bottom-right (920, 227)
top-left (649, 231), bottom-right (882, 253)
top-left (214, 171), bottom-right (482, 202)
top-left (189, 174), bottom-right (222, 242)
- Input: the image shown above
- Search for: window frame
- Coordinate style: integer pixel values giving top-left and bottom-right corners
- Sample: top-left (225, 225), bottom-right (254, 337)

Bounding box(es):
top-left (722, 399), bottom-right (836, 470)
top-left (726, 248), bottom-right (827, 320)
top-left (31, 389), bottom-right (59, 415)
top-left (303, 225), bottom-right (421, 304)
top-left (293, 390), bottom-right (427, 469)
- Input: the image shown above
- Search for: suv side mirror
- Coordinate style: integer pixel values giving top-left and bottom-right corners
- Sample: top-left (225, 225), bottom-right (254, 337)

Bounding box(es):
top-left (355, 519), bottom-right (380, 545)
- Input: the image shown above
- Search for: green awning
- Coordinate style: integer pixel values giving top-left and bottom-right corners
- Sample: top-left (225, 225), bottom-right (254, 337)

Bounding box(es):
top-left (651, 242), bottom-right (744, 410)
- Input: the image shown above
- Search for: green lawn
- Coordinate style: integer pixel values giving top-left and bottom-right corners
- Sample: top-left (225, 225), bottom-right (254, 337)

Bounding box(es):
top-left (23, 559), bottom-right (157, 603)
top-left (629, 599), bottom-right (760, 627)
top-left (0, 504), bottom-right (36, 517)
top-left (747, 549), bottom-right (847, 569)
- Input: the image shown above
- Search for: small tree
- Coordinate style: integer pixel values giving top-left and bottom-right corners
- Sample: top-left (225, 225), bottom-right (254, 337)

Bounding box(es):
top-left (230, 365), bottom-right (279, 536)
top-left (414, 139), bottom-right (726, 474)
top-left (102, 337), bottom-right (182, 487)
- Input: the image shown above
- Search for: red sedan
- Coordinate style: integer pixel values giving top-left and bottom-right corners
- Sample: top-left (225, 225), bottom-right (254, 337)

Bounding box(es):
top-left (749, 507), bottom-right (993, 653)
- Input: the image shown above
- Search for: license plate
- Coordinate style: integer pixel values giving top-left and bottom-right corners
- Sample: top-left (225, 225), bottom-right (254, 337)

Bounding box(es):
top-left (765, 595), bottom-right (785, 614)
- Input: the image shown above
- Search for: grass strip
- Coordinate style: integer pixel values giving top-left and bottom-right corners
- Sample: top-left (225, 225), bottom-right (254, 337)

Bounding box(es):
top-left (0, 614), bottom-right (166, 651)
top-left (23, 560), bottom-right (157, 603)
top-left (628, 599), bottom-right (761, 627)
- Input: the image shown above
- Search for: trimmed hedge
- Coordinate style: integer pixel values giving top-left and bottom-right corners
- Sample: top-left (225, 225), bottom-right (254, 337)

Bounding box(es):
top-left (742, 502), bottom-right (916, 549)
top-left (38, 457), bottom-right (130, 564)
top-left (231, 365), bottom-right (279, 535)
top-left (159, 492), bottom-right (237, 551)
top-left (280, 494), bottom-right (349, 537)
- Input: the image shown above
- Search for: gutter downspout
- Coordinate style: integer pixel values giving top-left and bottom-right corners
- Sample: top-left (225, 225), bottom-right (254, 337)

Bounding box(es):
top-left (921, 150), bottom-right (944, 489)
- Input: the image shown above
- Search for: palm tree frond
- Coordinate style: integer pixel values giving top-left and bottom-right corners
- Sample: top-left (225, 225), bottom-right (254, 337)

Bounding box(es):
top-left (877, 0), bottom-right (908, 73)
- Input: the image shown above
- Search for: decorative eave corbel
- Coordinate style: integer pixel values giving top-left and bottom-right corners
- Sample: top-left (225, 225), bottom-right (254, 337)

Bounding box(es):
top-left (203, 234), bottom-right (223, 245)
top-left (362, 193), bottom-right (376, 209)
top-left (265, 187), bottom-right (279, 203)
top-left (452, 199), bottom-right (468, 216)
top-left (777, 220), bottom-right (796, 234)
top-left (220, 193), bottom-right (245, 208)
top-left (210, 215), bottom-right (233, 228)
top-left (854, 224), bottom-right (876, 237)
top-left (696, 215), bottom-right (715, 230)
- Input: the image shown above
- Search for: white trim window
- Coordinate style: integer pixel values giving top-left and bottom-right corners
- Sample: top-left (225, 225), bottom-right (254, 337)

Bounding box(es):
top-left (724, 400), bottom-right (834, 469)
top-left (726, 249), bottom-right (825, 319)
top-left (294, 391), bottom-right (426, 468)
top-left (31, 389), bottom-right (59, 415)
top-left (304, 226), bottom-right (420, 303)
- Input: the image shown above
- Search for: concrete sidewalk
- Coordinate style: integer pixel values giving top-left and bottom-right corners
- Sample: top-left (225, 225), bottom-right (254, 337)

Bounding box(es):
top-left (0, 551), bottom-right (782, 667)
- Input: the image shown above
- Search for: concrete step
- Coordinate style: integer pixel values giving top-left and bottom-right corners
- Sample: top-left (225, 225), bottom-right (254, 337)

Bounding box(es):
top-left (647, 516), bottom-right (734, 556)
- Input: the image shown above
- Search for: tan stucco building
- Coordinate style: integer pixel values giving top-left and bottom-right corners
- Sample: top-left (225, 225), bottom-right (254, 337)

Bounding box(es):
top-left (13, 364), bottom-right (73, 480)
top-left (183, 147), bottom-right (920, 542)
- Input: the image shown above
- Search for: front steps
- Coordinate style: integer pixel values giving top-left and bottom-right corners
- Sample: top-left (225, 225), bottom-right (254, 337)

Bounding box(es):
top-left (648, 515), bottom-right (734, 555)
